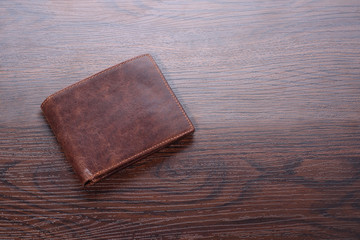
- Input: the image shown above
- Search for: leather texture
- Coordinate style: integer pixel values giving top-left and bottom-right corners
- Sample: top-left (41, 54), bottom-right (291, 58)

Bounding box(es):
top-left (41, 54), bottom-right (195, 187)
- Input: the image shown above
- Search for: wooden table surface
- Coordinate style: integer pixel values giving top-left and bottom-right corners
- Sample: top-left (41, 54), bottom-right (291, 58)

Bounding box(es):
top-left (1, 0), bottom-right (360, 239)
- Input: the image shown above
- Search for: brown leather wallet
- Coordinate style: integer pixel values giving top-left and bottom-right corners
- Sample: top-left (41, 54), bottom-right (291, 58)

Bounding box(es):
top-left (41, 54), bottom-right (195, 187)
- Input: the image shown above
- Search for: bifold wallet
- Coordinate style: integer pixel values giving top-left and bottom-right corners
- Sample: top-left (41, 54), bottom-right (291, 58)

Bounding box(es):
top-left (41, 54), bottom-right (195, 187)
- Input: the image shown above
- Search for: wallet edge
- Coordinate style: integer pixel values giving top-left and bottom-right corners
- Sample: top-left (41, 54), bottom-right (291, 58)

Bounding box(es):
top-left (85, 128), bottom-right (194, 186)
top-left (41, 54), bottom-right (150, 110)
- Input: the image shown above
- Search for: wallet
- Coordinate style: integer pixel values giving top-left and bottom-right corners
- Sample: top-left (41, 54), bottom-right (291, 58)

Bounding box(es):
top-left (41, 54), bottom-right (195, 186)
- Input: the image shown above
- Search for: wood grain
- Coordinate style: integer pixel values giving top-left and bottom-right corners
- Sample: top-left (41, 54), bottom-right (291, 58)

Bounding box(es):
top-left (1, 0), bottom-right (360, 239)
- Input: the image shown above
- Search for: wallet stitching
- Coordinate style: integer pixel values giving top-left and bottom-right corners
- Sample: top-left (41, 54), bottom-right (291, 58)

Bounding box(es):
top-left (41, 54), bottom-right (194, 186)
top-left (147, 55), bottom-right (194, 129)
top-left (89, 128), bottom-right (193, 185)
top-left (89, 55), bottom-right (194, 184)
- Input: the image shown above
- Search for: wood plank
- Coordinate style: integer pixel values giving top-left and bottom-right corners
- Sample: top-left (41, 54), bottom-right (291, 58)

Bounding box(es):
top-left (1, 0), bottom-right (359, 239)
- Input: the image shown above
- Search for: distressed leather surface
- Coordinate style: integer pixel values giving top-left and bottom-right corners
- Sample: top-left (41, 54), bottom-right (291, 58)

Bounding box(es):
top-left (41, 54), bottom-right (195, 186)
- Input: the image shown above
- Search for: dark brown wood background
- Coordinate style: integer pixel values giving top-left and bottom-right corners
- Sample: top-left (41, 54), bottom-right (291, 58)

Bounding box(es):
top-left (1, 0), bottom-right (360, 239)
